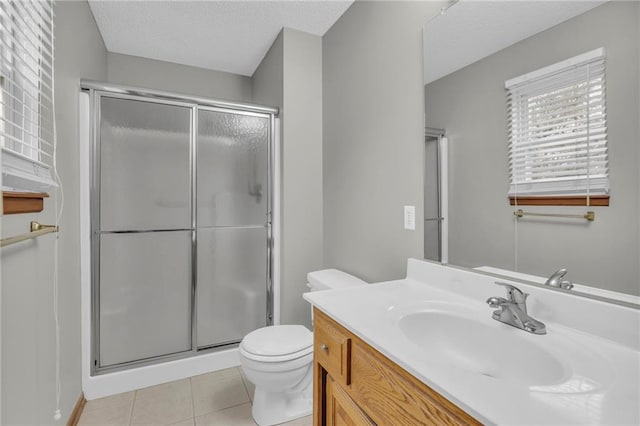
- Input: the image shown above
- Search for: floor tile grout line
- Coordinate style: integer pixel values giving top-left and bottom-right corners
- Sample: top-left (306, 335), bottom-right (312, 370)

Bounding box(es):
top-left (238, 367), bottom-right (253, 402)
top-left (128, 390), bottom-right (138, 426)
top-left (193, 395), bottom-right (252, 419)
top-left (193, 401), bottom-right (256, 425)
top-left (189, 376), bottom-right (196, 425)
top-left (239, 370), bottom-right (250, 400)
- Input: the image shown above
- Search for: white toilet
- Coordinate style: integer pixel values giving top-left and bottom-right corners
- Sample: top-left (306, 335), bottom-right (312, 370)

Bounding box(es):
top-left (239, 269), bottom-right (367, 426)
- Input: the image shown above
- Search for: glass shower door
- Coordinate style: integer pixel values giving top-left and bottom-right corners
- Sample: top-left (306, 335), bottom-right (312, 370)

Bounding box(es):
top-left (424, 135), bottom-right (441, 261)
top-left (96, 95), bottom-right (193, 369)
top-left (196, 108), bottom-right (270, 349)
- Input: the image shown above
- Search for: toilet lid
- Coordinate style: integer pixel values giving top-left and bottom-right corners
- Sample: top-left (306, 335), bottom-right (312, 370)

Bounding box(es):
top-left (241, 325), bottom-right (313, 358)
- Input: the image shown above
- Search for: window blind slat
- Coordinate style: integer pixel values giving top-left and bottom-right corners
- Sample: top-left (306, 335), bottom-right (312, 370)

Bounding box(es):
top-left (509, 110), bottom-right (606, 137)
top-left (511, 161), bottom-right (608, 175)
top-left (509, 75), bottom-right (605, 103)
top-left (0, 5), bottom-right (51, 59)
top-left (1, 132), bottom-right (54, 156)
top-left (0, 50), bottom-right (51, 102)
top-left (507, 91), bottom-right (606, 121)
top-left (510, 149), bottom-right (608, 165)
top-left (508, 93), bottom-right (606, 118)
top-left (509, 129), bottom-right (607, 150)
top-left (24, 0), bottom-right (55, 23)
top-left (518, 96), bottom-right (606, 119)
top-left (510, 137), bottom-right (608, 153)
top-left (512, 174), bottom-right (609, 185)
top-left (510, 163), bottom-right (609, 179)
top-left (0, 112), bottom-right (53, 139)
top-left (0, 33), bottom-right (54, 80)
top-left (1, 113), bottom-right (54, 139)
top-left (1, 1), bottom-right (54, 40)
top-left (510, 158), bottom-right (608, 178)
top-left (1, 69), bottom-right (54, 112)
top-left (0, 3), bottom-right (54, 75)
top-left (510, 127), bottom-right (607, 149)
top-left (509, 61), bottom-right (605, 94)
top-left (509, 177), bottom-right (609, 196)
top-left (0, 38), bottom-right (55, 99)
top-left (510, 175), bottom-right (609, 186)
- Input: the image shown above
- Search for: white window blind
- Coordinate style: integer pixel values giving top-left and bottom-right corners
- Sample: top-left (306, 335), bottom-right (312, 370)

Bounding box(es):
top-left (0, 0), bottom-right (57, 193)
top-left (505, 48), bottom-right (608, 197)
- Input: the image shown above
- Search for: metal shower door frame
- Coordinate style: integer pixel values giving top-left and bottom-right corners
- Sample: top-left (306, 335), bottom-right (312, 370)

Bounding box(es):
top-left (193, 104), bottom-right (274, 351)
top-left (424, 127), bottom-right (446, 262)
top-left (84, 81), bottom-right (277, 375)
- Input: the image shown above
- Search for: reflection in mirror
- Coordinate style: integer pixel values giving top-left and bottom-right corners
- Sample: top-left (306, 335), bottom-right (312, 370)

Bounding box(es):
top-left (424, 128), bottom-right (448, 263)
top-left (423, 1), bottom-right (639, 304)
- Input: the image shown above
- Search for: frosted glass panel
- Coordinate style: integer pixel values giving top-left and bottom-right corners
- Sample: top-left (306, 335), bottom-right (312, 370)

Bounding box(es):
top-left (99, 231), bottom-right (192, 367)
top-left (197, 110), bottom-right (269, 227)
top-left (424, 220), bottom-right (440, 262)
top-left (196, 227), bottom-right (267, 348)
top-left (424, 139), bottom-right (440, 219)
top-left (424, 137), bottom-right (441, 261)
top-left (100, 97), bottom-right (191, 231)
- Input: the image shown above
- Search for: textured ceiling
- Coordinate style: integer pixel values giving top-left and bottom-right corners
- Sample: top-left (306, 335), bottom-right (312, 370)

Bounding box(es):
top-left (424, 0), bottom-right (608, 84)
top-left (88, 0), bottom-right (353, 77)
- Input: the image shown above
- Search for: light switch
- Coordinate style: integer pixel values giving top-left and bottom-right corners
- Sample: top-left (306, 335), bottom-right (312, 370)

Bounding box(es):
top-left (404, 205), bottom-right (415, 230)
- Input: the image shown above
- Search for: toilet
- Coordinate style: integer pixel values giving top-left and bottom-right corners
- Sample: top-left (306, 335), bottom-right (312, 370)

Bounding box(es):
top-left (239, 269), bottom-right (367, 426)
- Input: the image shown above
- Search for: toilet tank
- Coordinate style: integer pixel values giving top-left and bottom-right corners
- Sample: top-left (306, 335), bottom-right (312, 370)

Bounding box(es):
top-left (306, 269), bottom-right (367, 327)
top-left (307, 268), bottom-right (367, 292)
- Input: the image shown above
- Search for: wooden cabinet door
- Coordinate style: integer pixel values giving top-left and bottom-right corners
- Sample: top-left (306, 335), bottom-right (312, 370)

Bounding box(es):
top-left (314, 309), bottom-right (352, 386)
top-left (326, 376), bottom-right (375, 426)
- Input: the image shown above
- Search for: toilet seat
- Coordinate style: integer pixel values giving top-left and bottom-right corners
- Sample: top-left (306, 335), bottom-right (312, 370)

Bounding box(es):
top-left (240, 325), bottom-right (313, 363)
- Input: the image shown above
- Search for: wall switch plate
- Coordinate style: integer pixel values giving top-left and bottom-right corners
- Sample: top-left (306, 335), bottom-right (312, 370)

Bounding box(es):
top-left (404, 205), bottom-right (415, 230)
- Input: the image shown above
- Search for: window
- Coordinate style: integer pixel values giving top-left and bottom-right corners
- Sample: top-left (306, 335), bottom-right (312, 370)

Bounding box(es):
top-left (1, 0), bottom-right (56, 193)
top-left (505, 48), bottom-right (608, 205)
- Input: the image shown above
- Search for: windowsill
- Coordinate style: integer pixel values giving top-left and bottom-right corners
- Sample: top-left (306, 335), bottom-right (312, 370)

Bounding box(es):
top-left (2, 191), bottom-right (49, 214)
top-left (508, 195), bottom-right (609, 206)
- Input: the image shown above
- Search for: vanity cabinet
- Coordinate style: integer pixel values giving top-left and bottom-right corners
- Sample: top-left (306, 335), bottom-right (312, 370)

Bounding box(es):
top-left (313, 308), bottom-right (480, 426)
top-left (325, 376), bottom-right (375, 425)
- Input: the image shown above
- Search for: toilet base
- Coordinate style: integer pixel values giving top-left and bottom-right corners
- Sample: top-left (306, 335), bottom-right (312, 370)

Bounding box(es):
top-left (251, 382), bottom-right (312, 426)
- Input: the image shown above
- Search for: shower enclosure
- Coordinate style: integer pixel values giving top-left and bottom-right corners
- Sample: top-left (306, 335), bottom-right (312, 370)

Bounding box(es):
top-left (84, 82), bottom-right (277, 374)
top-left (424, 127), bottom-right (448, 263)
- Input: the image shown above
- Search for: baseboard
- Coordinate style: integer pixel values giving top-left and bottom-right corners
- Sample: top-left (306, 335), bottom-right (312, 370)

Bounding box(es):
top-left (66, 393), bottom-right (87, 426)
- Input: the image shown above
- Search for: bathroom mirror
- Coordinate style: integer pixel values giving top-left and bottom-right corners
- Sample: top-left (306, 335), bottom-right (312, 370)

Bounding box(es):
top-left (423, 0), bottom-right (640, 304)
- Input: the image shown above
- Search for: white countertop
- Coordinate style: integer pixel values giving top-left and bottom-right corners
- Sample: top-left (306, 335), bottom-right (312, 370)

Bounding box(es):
top-left (304, 259), bottom-right (640, 425)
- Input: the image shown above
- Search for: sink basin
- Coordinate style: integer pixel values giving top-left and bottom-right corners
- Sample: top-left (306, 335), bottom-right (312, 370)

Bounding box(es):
top-left (398, 310), bottom-right (567, 385)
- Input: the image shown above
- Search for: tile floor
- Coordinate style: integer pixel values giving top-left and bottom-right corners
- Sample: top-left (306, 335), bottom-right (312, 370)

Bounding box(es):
top-left (78, 367), bottom-right (312, 426)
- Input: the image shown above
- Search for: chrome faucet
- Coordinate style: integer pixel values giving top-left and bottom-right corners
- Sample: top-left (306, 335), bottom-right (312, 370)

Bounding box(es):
top-left (486, 282), bottom-right (546, 335)
top-left (545, 268), bottom-right (573, 290)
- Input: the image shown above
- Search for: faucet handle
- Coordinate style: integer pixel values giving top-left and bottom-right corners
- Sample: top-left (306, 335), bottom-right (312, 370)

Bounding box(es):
top-left (494, 281), bottom-right (528, 305)
top-left (545, 268), bottom-right (571, 289)
top-left (560, 280), bottom-right (574, 290)
top-left (486, 296), bottom-right (508, 308)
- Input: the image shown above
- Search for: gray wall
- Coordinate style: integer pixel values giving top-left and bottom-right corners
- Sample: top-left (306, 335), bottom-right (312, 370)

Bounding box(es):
top-left (1, 2), bottom-right (107, 424)
top-left (425, 2), bottom-right (640, 295)
top-left (252, 32), bottom-right (283, 112)
top-left (253, 29), bottom-right (323, 327)
top-left (107, 52), bottom-right (253, 103)
top-left (252, 34), bottom-right (285, 324)
top-left (322, 1), bottom-right (443, 282)
top-left (280, 28), bottom-right (323, 327)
